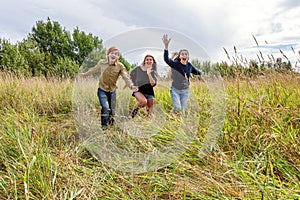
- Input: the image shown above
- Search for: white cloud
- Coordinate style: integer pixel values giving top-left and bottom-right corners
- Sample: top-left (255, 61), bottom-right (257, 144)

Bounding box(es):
top-left (0, 0), bottom-right (299, 66)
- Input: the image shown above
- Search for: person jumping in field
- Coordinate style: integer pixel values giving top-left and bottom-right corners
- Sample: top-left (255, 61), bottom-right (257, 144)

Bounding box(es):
top-left (162, 34), bottom-right (202, 115)
top-left (79, 46), bottom-right (138, 130)
top-left (130, 54), bottom-right (158, 118)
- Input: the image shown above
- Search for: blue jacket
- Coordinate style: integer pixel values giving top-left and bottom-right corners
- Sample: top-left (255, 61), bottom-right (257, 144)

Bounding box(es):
top-left (164, 50), bottom-right (202, 90)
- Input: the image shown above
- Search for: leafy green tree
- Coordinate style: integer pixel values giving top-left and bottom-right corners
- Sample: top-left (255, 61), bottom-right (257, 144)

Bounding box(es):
top-left (0, 39), bottom-right (29, 75)
top-left (30, 17), bottom-right (72, 64)
top-left (17, 37), bottom-right (52, 76)
top-left (29, 17), bottom-right (107, 77)
top-left (72, 27), bottom-right (104, 65)
top-left (0, 17), bottom-right (133, 77)
top-left (54, 56), bottom-right (79, 78)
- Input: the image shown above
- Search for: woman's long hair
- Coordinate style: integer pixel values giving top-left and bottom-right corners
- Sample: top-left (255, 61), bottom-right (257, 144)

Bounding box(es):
top-left (142, 54), bottom-right (157, 72)
top-left (174, 49), bottom-right (189, 61)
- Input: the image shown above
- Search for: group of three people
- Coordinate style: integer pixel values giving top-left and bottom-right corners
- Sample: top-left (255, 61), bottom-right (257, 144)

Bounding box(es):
top-left (80, 34), bottom-right (202, 130)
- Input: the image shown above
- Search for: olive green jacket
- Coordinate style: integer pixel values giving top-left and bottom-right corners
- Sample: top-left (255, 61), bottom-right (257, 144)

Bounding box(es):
top-left (84, 60), bottom-right (133, 92)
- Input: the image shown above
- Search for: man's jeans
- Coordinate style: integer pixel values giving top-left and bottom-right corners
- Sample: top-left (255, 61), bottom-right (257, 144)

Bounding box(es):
top-left (170, 86), bottom-right (189, 113)
top-left (97, 88), bottom-right (116, 127)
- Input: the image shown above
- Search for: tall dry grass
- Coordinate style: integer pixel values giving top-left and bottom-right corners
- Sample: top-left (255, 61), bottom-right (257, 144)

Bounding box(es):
top-left (0, 71), bottom-right (299, 199)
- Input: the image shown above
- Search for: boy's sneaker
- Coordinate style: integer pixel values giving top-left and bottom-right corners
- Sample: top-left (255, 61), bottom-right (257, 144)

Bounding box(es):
top-left (102, 125), bottom-right (108, 131)
top-left (130, 108), bottom-right (138, 118)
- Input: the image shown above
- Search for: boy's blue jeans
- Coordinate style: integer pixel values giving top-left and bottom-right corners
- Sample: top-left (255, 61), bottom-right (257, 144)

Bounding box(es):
top-left (97, 88), bottom-right (116, 127)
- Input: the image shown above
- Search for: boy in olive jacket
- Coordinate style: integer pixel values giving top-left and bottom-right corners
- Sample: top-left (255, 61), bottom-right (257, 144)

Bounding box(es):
top-left (80, 46), bottom-right (138, 130)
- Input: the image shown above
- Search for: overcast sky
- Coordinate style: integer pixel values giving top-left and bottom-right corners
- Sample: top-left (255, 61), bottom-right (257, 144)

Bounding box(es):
top-left (1, 0), bottom-right (300, 66)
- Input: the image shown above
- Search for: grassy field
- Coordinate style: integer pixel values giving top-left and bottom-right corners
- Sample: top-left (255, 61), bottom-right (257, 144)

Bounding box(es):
top-left (0, 71), bottom-right (299, 199)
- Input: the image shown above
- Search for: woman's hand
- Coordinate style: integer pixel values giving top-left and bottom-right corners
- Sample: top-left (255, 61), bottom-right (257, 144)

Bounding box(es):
top-left (162, 34), bottom-right (171, 50)
top-left (146, 67), bottom-right (152, 75)
top-left (131, 86), bottom-right (139, 92)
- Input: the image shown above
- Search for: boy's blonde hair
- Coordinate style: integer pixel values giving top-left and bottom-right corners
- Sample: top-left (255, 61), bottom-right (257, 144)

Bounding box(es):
top-left (106, 46), bottom-right (120, 56)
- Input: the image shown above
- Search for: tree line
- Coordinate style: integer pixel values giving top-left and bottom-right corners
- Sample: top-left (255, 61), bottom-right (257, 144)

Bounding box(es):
top-left (0, 17), bottom-right (132, 78)
top-left (0, 17), bottom-right (295, 79)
